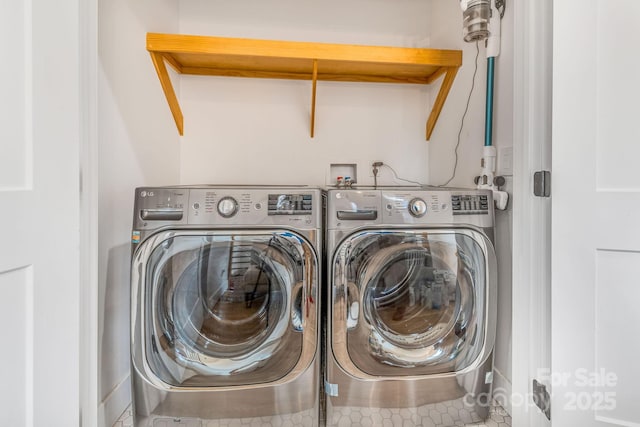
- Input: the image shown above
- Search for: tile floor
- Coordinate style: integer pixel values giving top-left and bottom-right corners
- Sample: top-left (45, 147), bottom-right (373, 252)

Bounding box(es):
top-left (113, 401), bottom-right (511, 427)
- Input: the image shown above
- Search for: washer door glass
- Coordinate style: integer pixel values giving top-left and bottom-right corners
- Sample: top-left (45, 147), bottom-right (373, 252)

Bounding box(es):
top-left (143, 231), bottom-right (316, 387)
top-left (332, 230), bottom-right (490, 376)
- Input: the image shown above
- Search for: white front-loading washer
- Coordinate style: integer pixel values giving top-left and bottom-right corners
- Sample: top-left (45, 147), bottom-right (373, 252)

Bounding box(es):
top-left (130, 186), bottom-right (322, 426)
top-left (325, 187), bottom-right (497, 426)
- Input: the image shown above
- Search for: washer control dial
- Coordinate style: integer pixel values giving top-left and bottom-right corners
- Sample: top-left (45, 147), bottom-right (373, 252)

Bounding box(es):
top-left (408, 198), bottom-right (427, 217)
top-left (217, 196), bottom-right (239, 218)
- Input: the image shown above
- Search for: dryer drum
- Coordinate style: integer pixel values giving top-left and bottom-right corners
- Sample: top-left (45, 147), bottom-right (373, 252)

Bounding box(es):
top-left (337, 231), bottom-right (486, 375)
top-left (361, 244), bottom-right (472, 350)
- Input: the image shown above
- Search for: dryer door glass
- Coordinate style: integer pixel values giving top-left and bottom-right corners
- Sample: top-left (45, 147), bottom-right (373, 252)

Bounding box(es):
top-left (142, 231), bottom-right (317, 387)
top-left (332, 230), bottom-right (491, 376)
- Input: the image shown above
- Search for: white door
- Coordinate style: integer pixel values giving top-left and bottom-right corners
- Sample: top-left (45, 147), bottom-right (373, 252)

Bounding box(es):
top-left (0, 0), bottom-right (83, 425)
top-left (552, 1), bottom-right (640, 426)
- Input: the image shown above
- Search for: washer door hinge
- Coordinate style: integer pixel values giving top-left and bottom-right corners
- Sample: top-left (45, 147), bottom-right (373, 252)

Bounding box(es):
top-left (533, 171), bottom-right (551, 197)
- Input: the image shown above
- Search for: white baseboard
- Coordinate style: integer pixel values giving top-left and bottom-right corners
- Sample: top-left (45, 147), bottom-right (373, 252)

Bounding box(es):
top-left (98, 374), bottom-right (131, 427)
top-left (493, 368), bottom-right (512, 416)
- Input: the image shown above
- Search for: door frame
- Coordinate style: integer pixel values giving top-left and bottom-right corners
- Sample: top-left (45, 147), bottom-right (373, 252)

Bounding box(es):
top-left (80, 0), bottom-right (99, 424)
top-left (512, 0), bottom-right (553, 426)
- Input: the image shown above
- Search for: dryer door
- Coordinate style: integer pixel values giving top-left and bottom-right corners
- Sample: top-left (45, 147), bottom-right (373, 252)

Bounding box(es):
top-left (132, 230), bottom-right (318, 387)
top-left (331, 229), bottom-right (495, 377)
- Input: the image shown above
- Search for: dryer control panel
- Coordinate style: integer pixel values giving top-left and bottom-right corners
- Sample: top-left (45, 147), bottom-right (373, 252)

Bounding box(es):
top-left (451, 194), bottom-right (490, 215)
top-left (327, 187), bottom-right (494, 230)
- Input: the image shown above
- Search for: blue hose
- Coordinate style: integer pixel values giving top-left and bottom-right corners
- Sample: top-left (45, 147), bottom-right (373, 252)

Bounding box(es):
top-left (484, 56), bottom-right (495, 147)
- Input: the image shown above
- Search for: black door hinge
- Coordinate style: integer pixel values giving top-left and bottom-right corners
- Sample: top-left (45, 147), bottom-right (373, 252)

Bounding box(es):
top-left (533, 171), bottom-right (551, 197)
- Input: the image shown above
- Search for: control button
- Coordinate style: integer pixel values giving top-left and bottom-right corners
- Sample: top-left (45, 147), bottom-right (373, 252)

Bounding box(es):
top-left (217, 197), bottom-right (238, 218)
top-left (255, 203), bottom-right (262, 210)
top-left (408, 198), bottom-right (427, 218)
top-left (193, 202), bottom-right (200, 210)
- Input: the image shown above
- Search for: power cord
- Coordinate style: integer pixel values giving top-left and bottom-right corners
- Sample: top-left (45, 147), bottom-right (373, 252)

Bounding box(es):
top-left (495, 0), bottom-right (506, 18)
top-left (372, 162), bottom-right (382, 188)
top-left (371, 161), bottom-right (423, 187)
top-left (438, 41), bottom-right (481, 187)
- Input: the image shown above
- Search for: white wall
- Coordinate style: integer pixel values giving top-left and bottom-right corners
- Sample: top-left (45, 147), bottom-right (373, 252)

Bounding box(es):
top-left (178, 0), bottom-right (433, 186)
top-left (429, 0), bottom-right (514, 412)
top-left (97, 1), bottom-right (179, 426)
top-left (428, 1), bottom-right (487, 188)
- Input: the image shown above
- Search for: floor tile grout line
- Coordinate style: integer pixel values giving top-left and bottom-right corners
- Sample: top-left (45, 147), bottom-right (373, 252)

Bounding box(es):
top-left (113, 402), bottom-right (511, 427)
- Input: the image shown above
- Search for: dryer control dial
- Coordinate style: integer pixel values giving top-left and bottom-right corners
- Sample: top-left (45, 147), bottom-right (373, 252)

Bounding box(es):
top-left (408, 198), bottom-right (427, 217)
top-left (217, 197), bottom-right (239, 218)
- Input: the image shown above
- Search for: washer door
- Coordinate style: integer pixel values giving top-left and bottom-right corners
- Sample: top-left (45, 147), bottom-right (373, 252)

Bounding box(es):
top-left (135, 230), bottom-right (317, 387)
top-left (331, 229), bottom-right (494, 377)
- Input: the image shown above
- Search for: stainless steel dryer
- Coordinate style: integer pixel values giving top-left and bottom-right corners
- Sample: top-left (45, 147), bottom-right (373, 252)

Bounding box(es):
top-left (130, 186), bottom-right (322, 426)
top-left (325, 187), bottom-right (497, 426)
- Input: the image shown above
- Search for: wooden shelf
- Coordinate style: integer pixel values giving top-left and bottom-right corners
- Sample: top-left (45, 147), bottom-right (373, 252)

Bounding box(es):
top-left (146, 33), bottom-right (462, 139)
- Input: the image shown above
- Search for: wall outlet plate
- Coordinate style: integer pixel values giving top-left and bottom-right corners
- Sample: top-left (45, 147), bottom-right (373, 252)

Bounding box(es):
top-left (498, 146), bottom-right (513, 176)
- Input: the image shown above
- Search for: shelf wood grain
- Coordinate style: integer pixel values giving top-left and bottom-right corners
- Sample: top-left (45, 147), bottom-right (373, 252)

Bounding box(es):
top-left (146, 33), bottom-right (462, 139)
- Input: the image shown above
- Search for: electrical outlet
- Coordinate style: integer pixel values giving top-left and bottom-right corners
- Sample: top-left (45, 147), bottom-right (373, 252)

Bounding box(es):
top-left (498, 146), bottom-right (513, 176)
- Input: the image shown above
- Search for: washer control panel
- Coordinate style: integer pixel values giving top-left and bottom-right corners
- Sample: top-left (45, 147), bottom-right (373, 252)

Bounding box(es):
top-left (268, 193), bottom-right (313, 215)
top-left (133, 188), bottom-right (189, 229)
top-left (133, 187), bottom-right (322, 241)
top-left (408, 198), bottom-right (428, 217)
top-left (217, 196), bottom-right (239, 218)
top-left (186, 187), bottom-right (321, 228)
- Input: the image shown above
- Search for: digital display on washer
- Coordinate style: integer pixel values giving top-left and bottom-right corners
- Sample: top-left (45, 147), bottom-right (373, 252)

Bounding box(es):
top-left (268, 194), bottom-right (312, 215)
top-left (451, 194), bottom-right (489, 215)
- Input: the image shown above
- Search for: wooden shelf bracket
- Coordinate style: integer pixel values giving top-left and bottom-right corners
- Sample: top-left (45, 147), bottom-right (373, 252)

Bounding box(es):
top-left (149, 52), bottom-right (184, 136)
top-left (426, 66), bottom-right (459, 140)
top-left (311, 59), bottom-right (318, 138)
top-left (146, 33), bottom-right (462, 140)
